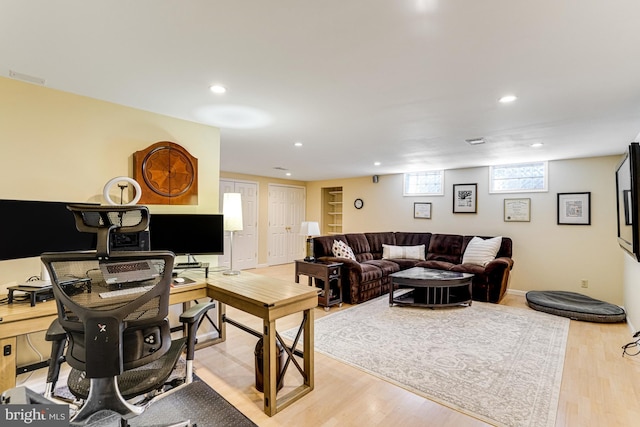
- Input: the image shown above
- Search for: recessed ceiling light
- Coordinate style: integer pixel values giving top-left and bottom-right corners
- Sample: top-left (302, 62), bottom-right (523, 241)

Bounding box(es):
top-left (294, 142), bottom-right (303, 147)
top-left (530, 142), bottom-right (544, 148)
top-left (465, 137), bottom-right (485, 145)
top-left (209, 85), bottom-right (227, 94)
top-left (285, 172), bottom-right (292, 176)
top-left (499, 94), bottom-right (517, 103)
top-left (374, 162), bottom-right (381, 166)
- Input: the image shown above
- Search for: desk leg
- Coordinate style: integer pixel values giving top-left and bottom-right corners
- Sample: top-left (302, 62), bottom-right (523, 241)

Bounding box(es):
top-left (0, 337), bottom-right (17, 392)
top-left (263, 319), bottom-right (277, 416)
top-left (304, 307), bottom-right (314, 390)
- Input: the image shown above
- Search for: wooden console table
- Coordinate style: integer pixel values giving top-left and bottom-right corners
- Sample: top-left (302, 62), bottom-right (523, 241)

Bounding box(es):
top-left (205, 271), bottom-right (318, 416)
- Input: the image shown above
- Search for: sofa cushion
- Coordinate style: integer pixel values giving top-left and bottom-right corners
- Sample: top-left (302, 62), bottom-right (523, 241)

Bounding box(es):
top-left (365, 232), bottom-right (396, 259)
top-left (462, 236), bottom-right (502, 266)
top-left (395, 232), bottom-right (431, 248)
top-left (345, 233), bottom-right (374, 262)
top-left (426, 234), bottom-right (464, 264)
top-left (382, 244), bottom-right (425, 260)
top-left (417, 260), bottom-right (457, 270)
top-left (332, 240), bottom-right (356, 260)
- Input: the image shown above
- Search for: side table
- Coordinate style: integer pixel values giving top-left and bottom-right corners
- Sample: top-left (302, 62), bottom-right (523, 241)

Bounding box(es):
top-left (294, 260), bottom-right (343, 311)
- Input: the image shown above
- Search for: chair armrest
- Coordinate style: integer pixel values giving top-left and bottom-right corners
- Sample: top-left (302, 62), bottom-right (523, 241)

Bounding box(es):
top-left (179, 301), bottom-right (217, 362)
top-left (180, 301), bottom-right (217, 324)
top-left (45, 319), bottom-right (66, 342)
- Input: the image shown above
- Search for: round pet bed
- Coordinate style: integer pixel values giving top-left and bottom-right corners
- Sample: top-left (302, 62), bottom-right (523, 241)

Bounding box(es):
top-left (526, 290), bottom-right (626, 323)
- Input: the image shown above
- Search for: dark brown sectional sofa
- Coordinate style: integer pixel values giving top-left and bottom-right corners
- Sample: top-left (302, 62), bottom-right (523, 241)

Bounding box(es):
top-left (313, 232), bottom-right (514, 304)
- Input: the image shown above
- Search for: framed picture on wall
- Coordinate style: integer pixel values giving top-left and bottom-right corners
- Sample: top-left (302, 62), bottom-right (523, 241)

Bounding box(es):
top-left (504, 198), bottom-right (531, 222)
top-left (453, 183), bottom-right (477, 213)
top-left (557, 192), bottom-right (591, 225)
top-left (414, 202), bottom-right (432, 219)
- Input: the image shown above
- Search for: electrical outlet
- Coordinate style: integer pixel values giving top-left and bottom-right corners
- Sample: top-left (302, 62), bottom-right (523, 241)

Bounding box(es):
top-left (580, 279), bottom-right (588, 288)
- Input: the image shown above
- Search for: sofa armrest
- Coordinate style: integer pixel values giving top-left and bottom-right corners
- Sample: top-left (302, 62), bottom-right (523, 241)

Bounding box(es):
top-left (485, 256), bottom-right (514, 274)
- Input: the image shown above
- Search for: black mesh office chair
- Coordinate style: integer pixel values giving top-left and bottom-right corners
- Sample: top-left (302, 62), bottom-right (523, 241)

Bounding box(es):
top-left (40, 204), bottom-right (214, 426)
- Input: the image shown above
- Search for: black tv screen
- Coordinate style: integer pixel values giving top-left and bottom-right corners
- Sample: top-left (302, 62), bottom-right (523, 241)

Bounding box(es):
top-left (615, 142), bottom-right (640, 261)
top-left (0, 199), bottom-right (97, 261)
top-left (148, 214), bottom-right (224, 255)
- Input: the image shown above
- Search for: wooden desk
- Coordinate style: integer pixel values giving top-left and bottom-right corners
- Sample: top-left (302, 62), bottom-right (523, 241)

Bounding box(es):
top-left (205, 271), bottom-right (318, 416)
top-left (0, 282), bottom-right (208, 393)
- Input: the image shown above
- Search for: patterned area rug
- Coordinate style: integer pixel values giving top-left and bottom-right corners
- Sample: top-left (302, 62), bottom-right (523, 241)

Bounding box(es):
top-left (283, 296), bottom-right (569, 427)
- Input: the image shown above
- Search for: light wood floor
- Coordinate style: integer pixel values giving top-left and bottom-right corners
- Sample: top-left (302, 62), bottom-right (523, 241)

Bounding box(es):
top-left (193, 263), bottom-right (640, 427)
top-left (19, 263), bottom-right (640, 426)
top-left (189, 264), bottom-right (640, 427)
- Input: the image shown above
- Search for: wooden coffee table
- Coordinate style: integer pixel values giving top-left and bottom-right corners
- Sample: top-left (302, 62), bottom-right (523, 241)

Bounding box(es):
top-left (389, 267), bottom-right (474, 308)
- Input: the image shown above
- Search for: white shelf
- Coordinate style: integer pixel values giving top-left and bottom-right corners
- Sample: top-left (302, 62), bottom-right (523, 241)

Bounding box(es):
top-left (328, 201), bottom-right (343, 205)
top-left (328, 212), bottom-right (342, 215)
top-left (328, 191), bottom-right (343, 195)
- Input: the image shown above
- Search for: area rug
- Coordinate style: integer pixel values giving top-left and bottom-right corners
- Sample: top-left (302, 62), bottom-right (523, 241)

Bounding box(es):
top-left (282, 296), bottom-right (569, 427)
top-left (54, 376), bottom-right (256, 427)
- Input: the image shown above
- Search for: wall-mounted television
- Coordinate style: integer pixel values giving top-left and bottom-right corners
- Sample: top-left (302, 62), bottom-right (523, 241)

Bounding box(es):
top-left (615, 142), bottom-right (640, 261)
top-left (0, 199), bottom-right (97, 261)
top-left (148, 214), bottom-right (224, 256)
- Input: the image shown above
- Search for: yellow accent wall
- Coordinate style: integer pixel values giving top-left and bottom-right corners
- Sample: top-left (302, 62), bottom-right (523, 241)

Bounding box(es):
top-left (0, 76), bottom-right (221, 288)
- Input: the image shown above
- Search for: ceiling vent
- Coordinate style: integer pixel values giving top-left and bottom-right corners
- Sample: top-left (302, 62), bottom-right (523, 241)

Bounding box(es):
top-left (465, 137), bottom-right (485, 145)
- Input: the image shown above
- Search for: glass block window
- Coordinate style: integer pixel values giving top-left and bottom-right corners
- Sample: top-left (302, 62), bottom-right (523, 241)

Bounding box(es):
top-left (403, 171), bottom-right (444, 196)
top-left (490, 162), bottom-right (548, 193)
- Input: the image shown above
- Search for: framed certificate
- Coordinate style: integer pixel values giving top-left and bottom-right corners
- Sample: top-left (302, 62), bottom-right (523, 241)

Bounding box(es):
top-left (414, 202), bottom-right (432, 219)
top-left (504, 198), bottom-right (531, 222)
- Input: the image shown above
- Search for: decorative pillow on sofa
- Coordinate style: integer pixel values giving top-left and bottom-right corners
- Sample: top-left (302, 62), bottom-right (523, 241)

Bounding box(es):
top-left (462, 236), bottom-right (502, 267)
top-left (382, 244), bottom-right (425, 260)
top-left (332, 240), bottom-right (356, 260)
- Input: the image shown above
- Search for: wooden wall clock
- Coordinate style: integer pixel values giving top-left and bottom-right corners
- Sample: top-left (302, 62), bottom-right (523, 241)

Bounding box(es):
top-left (133, 141), bottom-right (198, 205)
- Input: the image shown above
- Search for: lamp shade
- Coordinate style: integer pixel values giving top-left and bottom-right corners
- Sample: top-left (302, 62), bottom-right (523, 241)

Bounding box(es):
top-left (223, 193), bottom-right (243, 231)
top-left (299, 221), bottom-right (320, 237)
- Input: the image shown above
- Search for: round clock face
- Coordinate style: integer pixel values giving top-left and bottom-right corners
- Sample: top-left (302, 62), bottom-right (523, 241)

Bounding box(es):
top-left (142, 146), bottom-right (195, 197)
top-left (354, 198), bottom-right (364, 209)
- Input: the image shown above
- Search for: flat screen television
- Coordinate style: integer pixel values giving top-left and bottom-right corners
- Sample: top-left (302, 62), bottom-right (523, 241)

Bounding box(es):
top-left (615, 142), bottom-right (640, 261)
top-left (0, 199), bottom-right (97, 261)
top-left (148, 214), bottom-right (224, 256)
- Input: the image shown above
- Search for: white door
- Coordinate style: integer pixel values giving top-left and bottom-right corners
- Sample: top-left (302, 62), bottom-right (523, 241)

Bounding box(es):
top-left (267, 184), bottom-right (305, 265)
top-left (219, 180), bottom-right (258, 271)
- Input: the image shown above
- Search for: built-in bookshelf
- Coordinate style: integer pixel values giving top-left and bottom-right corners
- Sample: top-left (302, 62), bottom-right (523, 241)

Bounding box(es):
top-left (322, 187), bottom-right (342, 235)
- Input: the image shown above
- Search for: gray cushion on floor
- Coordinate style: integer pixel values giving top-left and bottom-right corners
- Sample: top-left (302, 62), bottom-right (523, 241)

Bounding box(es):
top-left (526, 290), bottom-right (626, 323)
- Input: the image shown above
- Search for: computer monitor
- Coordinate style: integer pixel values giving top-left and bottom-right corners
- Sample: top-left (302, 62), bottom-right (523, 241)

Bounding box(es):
top-left (0, 199), bottom-right (97, 261)
top-left (148, 214), bottom-right (224, 256)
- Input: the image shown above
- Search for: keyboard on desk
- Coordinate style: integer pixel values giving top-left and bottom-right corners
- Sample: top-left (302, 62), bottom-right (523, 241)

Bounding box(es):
top-left (99, 285), bottom-right (155, 299)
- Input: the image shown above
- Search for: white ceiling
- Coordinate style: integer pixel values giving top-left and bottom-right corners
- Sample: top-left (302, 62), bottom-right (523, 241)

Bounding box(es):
top-left (2, 1), bottom-right (640, 181)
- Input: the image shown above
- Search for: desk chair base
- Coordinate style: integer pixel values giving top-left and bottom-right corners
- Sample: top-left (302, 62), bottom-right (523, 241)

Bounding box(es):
top-left (72, 377), bottom-right (144, 425)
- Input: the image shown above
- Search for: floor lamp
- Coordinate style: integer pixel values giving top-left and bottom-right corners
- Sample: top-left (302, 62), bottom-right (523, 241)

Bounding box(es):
top-left (299, 221), bottom-right (321, 262)
top-left (223, 193), bottom-right (243, 275)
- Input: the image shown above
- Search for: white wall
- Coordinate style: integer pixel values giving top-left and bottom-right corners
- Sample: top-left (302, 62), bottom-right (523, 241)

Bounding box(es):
top-left (307, 156), bottom-right (625, 307)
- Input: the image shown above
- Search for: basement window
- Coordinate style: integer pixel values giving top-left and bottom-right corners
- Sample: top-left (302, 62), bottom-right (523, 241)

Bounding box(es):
top-left (403, 171), bottom-right (444, 196)
top-left (490, 161), bottom-right (548, 193)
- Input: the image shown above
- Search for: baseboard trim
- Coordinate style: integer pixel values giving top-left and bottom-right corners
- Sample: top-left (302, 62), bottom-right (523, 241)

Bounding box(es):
top-left (507, 289), bottom-right (527, 297)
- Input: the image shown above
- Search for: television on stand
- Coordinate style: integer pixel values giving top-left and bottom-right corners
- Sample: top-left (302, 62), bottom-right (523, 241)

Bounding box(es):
top-left (615, 142), bottom-right (640, 261)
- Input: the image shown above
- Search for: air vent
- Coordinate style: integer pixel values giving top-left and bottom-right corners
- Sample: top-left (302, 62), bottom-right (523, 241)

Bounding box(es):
top-left (273, 166), bottom-right (288, 171)
top-left (9, 70), bottom-right (46, 85)
top-left (465, 137), bottom-right (485, 145)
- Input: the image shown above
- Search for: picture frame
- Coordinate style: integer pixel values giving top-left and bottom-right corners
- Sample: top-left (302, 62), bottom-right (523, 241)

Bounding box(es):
top-left (557, 192), bottom-right (591, 225)
top-left (414, 202), bottom-right (432, 219)
top-left (453, 183), bottom-right (477, 213)
top-left (504, 198), bottom-right (531, 222)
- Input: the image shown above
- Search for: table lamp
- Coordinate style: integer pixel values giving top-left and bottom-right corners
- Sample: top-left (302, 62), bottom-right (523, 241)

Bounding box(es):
top-left (223, 193), bottom-right (243, 275)
top-left (299, 221), bottom-right (321, 262)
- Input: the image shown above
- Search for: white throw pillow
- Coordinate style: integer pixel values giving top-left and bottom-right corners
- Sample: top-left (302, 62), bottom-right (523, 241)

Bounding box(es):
top-left (382, 244), bottom-right (426, 260)
top-left (332, 240), bottom-right (356, 260)
top-left (462, 236), bottom-right (502, 267)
